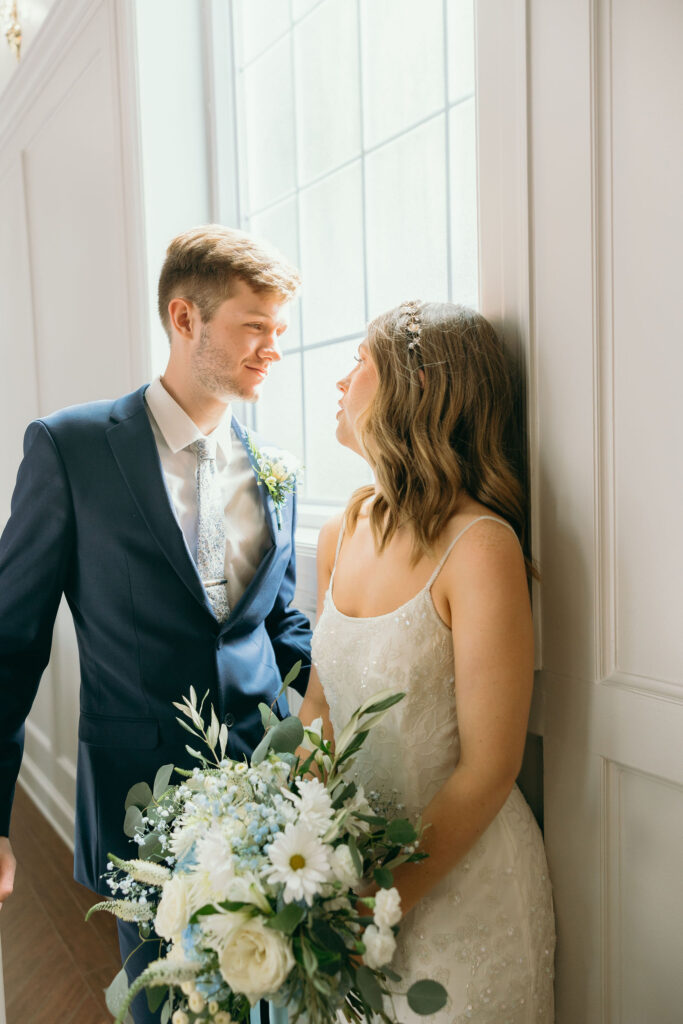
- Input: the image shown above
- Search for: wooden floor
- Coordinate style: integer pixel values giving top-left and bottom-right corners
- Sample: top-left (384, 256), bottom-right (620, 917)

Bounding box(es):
top-left (0, 785), bottom-right (121, 1023)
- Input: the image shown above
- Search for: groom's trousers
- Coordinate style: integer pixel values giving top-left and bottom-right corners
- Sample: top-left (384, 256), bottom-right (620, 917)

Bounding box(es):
top-left (117, 920), bottom-right (164, 1024)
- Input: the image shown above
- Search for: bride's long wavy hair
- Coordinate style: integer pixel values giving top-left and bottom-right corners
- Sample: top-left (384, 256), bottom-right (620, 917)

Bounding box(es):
top-left (345, 301), bottom-right (537, 578)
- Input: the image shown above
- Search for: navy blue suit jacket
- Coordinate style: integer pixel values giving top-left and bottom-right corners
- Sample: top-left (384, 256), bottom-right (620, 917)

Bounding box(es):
top-left (0, 385), bottom-right (311, 895)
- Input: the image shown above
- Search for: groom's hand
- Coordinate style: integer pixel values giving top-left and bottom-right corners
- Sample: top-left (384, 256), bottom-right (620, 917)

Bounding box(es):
top-left (0, 836), bottom-right (16, 908)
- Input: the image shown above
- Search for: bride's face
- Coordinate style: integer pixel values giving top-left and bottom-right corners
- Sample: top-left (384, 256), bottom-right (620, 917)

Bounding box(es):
top-left (335, 341), bottom-right (379, 456)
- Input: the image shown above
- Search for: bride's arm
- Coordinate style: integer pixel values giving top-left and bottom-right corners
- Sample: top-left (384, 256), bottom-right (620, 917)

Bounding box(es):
top-left (296, 515), bottom-right (342, 749)
top-left (387, 521), bottom-right (535, 917)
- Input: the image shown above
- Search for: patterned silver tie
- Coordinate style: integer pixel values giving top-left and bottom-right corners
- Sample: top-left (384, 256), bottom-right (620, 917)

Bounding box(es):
top-left (189, 438), bottom-right (230, 622)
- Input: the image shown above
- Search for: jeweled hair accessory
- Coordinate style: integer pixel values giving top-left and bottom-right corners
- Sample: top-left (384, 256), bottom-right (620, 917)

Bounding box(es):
top-left (400, 300), bottom-right (423, 351)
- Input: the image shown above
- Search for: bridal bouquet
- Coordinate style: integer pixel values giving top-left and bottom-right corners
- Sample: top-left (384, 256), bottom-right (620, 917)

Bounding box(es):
top-left (88, 670), bottom-right (446, 1024)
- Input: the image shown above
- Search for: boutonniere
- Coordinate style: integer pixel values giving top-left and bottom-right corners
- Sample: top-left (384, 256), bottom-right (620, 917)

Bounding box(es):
top-left (247, 436), bottom-right (303, 529)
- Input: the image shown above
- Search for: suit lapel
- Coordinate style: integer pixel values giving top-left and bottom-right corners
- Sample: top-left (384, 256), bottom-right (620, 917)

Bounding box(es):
top-left (231, 416), bottom-right (279, 546)
top-left (106, 387), bottom-right (214, 616)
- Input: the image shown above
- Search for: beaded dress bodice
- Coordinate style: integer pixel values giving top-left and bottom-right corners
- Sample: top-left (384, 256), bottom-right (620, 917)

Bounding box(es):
top-left (311, 517), bottom-right (556, 1024)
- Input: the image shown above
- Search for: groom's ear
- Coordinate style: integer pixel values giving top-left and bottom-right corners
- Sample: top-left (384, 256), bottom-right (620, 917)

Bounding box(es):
top-left (168, 297), bottom-right (199, 342)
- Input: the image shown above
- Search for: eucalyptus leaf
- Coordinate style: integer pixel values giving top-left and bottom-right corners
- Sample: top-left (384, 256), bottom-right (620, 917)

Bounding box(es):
top-left (123, 805), bottom-right (143, 838)
top-left (124, 782), bottom-right (153, 811)
top-left (251, 730), bottom-right (273, 766)
top-left (406, 980), bottom-right (448, 1015)
top-left (386, 819), bottom-right (417, 845)
top-left (373, 867), bottom-right (394, 889)
top-left (259, 702), bottom-right (279, 731)
top-left (138, 832), bottom-right (163, 861)
top-left (104, 967), bottom-right (130, 1016)
top-left (160, 998), bottom-right (171, 1024)
top-left (355, 966), bottom-right (384, 1012)
top-left (266, 903), bottom-right (306, 934)
top-left (268, 716), bottom-right (304, 754)
top-left (153, 764), bottom-right (174, 800)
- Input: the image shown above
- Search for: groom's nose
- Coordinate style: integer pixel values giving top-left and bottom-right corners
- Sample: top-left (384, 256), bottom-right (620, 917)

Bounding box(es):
top-left (259, 330), bottom-right (282, 362)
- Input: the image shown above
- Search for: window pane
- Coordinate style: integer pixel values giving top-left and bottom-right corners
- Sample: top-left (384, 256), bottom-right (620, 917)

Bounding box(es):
top-left (255, 352), bottom-right (305, 464)
top-left (300, 162), bottom-right (365, 343)
top-left (449, 99), bottom-right (478, 307)
top-left (303, 340), bottom-right (373, 502)
top-left (242, 39), bottom-right (296, 211)
top-left (294, 0), bottom-right (361, 184)
top-left (365, 115), bottom-right (449, 315)
top-left (361, 0), bottom-right (445, 149)
top-left (447, 0), bottom-right (475, 103)
top-left (250, 197), bottom-right (302, 351)
top-left (234, 0), bottom-right (291, 66)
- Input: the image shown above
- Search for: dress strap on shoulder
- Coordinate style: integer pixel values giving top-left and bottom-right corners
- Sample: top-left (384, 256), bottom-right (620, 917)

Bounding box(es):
top-left (426, 515), bottom-right (519, 589)
top-left (330, 515), bottom-right (347, 581)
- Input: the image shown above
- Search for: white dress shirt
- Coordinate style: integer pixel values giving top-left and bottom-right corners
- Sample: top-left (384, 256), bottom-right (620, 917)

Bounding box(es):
top-left (144, 376), bottom-right (271, 609)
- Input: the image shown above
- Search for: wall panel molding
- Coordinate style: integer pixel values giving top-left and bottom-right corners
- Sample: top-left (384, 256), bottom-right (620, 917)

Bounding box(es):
top-left (0, 0), bottom-right (103, 151)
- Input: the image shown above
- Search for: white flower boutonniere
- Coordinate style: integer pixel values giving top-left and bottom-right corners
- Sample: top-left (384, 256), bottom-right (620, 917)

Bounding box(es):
top-left (247, 437), bottom-right (303, 529)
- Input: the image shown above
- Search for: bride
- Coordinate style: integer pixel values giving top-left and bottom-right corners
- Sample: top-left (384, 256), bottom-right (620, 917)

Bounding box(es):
top-left (298, 300), bottom-right (556, 1023)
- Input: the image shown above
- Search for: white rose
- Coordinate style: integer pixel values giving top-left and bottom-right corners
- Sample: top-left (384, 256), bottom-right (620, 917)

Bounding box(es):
top-left (374, 887), bottom-right (402, 929)
top-left (155, 875), bottom-right (190, 940)
top-left (363, 923), bottom-right (396, 969)
top-left (218, 917), bottom-right (295, 1005)
top-left (331, 844), bottom-right (360, 889)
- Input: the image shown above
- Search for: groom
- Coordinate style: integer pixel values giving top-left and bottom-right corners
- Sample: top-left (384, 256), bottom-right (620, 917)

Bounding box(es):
top-left (0, 225), bottom-right (312, 1021)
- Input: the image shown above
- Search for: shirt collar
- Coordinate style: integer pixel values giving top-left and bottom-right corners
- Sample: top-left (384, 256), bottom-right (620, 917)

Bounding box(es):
top-left (145, 376), bottom-right (233, 459)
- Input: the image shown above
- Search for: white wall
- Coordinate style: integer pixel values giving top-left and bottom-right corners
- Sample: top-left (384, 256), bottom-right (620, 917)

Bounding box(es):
top-left (0, 0), bottom-right (211, 846)
top-left (530, 0), bottom-right (683, 1020)
top-left (0, 0), bottom-right (58, 96)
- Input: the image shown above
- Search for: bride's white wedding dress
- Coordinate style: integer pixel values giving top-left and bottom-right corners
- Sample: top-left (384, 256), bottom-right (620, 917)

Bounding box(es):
top-left (312, 516), bottom-right (556, 1024)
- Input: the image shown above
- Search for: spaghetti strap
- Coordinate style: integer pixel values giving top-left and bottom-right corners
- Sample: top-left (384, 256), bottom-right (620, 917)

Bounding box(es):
top-left (329, 516), bottom-right (347, 583)
top-left (425, 515), bottom-right (519, 589)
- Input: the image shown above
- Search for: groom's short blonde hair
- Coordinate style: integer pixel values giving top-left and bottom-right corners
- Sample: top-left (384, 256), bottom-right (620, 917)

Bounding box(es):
top-left (158, 224), bottom-right (301, 339)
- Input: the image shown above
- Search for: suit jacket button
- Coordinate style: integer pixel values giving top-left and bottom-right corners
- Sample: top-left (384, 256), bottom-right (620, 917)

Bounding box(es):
top-left (224, 713), bottom-right (235, 728)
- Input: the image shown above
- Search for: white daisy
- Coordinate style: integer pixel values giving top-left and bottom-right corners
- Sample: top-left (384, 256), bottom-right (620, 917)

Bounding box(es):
top-left (266, 822), bottom-right (331, 905)
top-left (283, 777), bottom-right (334, 836)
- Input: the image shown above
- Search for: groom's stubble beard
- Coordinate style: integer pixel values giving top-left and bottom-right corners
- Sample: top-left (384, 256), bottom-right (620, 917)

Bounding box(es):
top-left (191, 323), bottom-right (260, 404)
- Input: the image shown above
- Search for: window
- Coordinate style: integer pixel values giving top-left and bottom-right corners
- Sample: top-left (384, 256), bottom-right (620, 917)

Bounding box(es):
top-left (221, 0), bottom-right (477, 521)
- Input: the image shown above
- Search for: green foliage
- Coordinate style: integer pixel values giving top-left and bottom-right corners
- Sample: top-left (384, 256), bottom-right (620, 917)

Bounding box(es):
top-left (267, 903), bottom-right (306, 934)
top-left (125, 782), bottom-right (153, 811)
top-left (373, 867), bottom-right (394, 889)
top-left (407, 980), bottom-right (449, 1015)
top-left (355, 966), bottom-right (384, 1012)
top-left (123, 805), bottom-right (143, 838)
